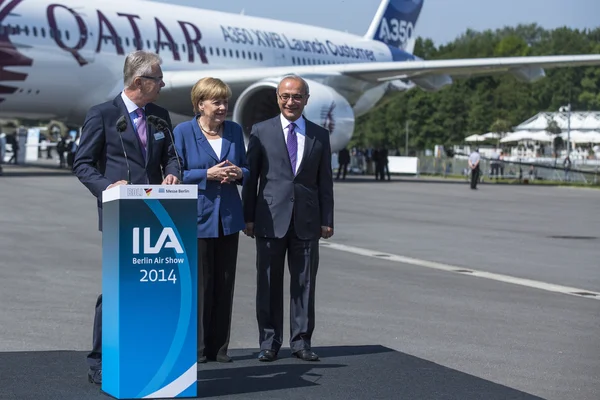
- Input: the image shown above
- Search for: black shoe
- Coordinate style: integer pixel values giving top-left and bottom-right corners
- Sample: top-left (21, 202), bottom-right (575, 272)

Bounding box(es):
top-left (258, 349), bottom-right (277, 362)
top-left (215, 354), bottom-right (232, 363)
top-left (198, 355), bottom-right (207, 364)
top-left (293, 349), bottom-right (320, 361)
top-left (87, 368), bottom-right (102, 385)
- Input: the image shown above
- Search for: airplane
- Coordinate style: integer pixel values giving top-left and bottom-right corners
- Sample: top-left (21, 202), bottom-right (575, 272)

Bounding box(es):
top-left (2, 0), bottom-right (600, 152)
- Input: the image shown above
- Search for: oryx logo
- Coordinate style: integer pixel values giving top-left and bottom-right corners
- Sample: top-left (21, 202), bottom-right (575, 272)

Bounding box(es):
top-left (133, 227), bottom-right (184, 255)
top-left (0, 0), bottom-right (33, 104)
top-left (375, 0), bottom-right (423, 49)
top-left (321, 101), bottom-right (336, 135)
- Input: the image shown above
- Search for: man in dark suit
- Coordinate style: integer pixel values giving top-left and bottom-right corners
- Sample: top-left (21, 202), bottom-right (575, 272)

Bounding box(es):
top-left (242, 75), bottom-right (334, 363)
top-left (72, 50), bottom-right (181, 385)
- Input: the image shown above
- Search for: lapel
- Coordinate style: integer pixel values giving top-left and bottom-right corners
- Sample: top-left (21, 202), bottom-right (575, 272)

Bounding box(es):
top-left (295, 117), bottom-right (315, 176)
top-left (219, 122), bottom-right (233, 161)
top-left (144, 104), bottom-right (156, 167)
top-left (113, 95), bottom-right (145, 164)
top-left (192, 117), bottom-right (219, 162)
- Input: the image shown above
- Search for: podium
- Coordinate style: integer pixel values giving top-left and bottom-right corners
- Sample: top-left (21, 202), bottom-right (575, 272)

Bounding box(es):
top-left (101, 185), bottom-right (198, 399)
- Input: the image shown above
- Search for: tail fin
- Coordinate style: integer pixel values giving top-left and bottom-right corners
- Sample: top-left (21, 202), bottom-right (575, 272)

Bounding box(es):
top-left (365, 0), bottom-right (424, 54)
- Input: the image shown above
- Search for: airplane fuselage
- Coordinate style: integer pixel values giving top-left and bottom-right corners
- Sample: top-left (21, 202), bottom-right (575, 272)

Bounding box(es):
top-left (1, 0), bottom-right (414, 125)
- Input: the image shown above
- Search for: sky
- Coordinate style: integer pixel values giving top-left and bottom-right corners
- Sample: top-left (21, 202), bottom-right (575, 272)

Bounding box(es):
top-left (154, 0), bottom-right (599, 47)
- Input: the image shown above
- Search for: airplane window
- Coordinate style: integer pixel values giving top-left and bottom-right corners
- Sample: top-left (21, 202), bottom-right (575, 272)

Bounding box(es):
top-left (146, 40), bottom-right (151, 49)
top-left (254, 52), bottom-right (257, 60)
top-left (235, 50), bottom-right (239, 58)
top-left (41, 27), bottom-right (46, 38)
top-left (65, 30), bottom-right (69, 40)
top-left (49, 29), bottom-right (54, 38)
top-left (241, 50), bottom-right (245, 59)
top-left (182, 44), bottom-right (186, 53)
top-left (209, 47), bottom-right (213, 56)
top-left (259, 53), bottom-right (263, 61)
top-left (125, 37), bottom-right (130, 47)
top-left (24, 26), bottom-right (29, 36)
top-left (229, 49), bottom-right (233, 57)
top-left (216, 48), bottom-right (220, 56)
top-left (292, 56), bottom-right (295, 65)
top-left (33, 27), bottom-right (37, 36)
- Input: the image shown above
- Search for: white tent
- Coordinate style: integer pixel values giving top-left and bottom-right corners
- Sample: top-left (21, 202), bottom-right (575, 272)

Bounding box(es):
top-left (562, 130), bottom-right (600, 144)
top-left (464, 134), bottom-right (487, 142)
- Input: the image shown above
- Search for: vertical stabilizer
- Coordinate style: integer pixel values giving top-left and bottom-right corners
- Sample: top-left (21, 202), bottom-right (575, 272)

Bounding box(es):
top-left (364, 0), bottom-right (424, 54)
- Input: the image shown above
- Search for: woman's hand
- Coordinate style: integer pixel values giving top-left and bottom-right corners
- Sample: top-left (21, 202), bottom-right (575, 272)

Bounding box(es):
top-left (220, 160), bottom-right (243, 184)
top-left (207, 161), bottom-right (231, 181)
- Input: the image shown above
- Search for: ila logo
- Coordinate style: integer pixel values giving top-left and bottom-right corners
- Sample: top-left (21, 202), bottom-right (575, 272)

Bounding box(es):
top-left (133, 227), bottom-right (184, 254)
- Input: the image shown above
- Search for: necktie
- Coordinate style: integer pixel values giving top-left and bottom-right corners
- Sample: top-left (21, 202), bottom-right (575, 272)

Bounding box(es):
top-left (135, 108), bottom-right (147, 151)
top-left (286, 122), bottom-right (297, 174)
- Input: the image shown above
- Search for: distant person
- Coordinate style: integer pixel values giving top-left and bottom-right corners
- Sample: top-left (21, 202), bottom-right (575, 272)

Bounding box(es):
top-left (56, 136), bottom-right (67, 168)
top-left (174, 77), bottom-right (249, 364)
top-left (563, 155), bottom-right (572, 182)
top-left (0, 132), bottom-right (6, 175)
top-left (468, 148), bottom-right (481, 189)
top-left (72, 50), bottom-right (181, 385)
top-left (8, 134), bottom-right (19, 164)
top-left (490, 149), bottom-right (500, 178)
top-left (336, 147), bottom-right (350, 180)
top-left (242, 75), bottom-right (334, 363)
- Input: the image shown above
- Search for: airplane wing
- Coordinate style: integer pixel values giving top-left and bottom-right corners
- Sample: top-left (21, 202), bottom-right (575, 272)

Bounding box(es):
top-left (160, 54), bottom-right (600, 114)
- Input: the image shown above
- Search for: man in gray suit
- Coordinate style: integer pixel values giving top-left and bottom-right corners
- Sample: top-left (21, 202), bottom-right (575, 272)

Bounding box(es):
top-left (242, 75), bottom-right (334, 362)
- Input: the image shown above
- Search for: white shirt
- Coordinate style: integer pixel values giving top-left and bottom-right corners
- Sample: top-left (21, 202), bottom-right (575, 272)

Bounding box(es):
top-left (207, 138), bottom-right (223, 160)
top-left (469, 151), bottom-right (481, 165)
top-left (121, 91), bottom-right (146, 133)
top-left (280, 114), bottom-right (305, 175)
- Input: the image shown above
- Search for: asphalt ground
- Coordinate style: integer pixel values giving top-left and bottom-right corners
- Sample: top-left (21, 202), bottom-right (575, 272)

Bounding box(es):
top-left (0, 167), bottom-right (598, 400)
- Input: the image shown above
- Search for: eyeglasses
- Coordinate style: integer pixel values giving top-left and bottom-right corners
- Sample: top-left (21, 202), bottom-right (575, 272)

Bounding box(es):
top-left (277, 93), bottom-right (307, 102)
top-left (139, 75), bottom-right (163, 83)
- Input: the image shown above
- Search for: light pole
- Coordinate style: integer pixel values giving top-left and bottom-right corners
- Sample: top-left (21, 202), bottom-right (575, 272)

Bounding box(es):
top-left (559, 104), bottom-right (571, 157)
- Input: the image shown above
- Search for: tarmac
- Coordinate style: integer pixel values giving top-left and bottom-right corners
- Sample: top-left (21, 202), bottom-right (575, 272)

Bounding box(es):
top-left (0, 164), bottom-right (598, 400)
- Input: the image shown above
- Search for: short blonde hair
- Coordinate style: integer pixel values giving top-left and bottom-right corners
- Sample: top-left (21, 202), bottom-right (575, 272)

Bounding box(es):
top-left (191, 77), bottom-right (232, 113)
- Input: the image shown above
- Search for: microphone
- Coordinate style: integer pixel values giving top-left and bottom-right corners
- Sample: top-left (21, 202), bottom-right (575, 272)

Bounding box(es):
top-left (116, 115), bottom-right (132, 184)
top-left (147, 115), bottom-right (182, 183)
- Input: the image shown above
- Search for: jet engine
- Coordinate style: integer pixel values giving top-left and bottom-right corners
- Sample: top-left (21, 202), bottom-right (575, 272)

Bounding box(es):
top-left (232, 78), bottom-right (354, 152)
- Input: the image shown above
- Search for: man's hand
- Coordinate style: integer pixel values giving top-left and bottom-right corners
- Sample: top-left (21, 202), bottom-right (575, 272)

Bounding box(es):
top-left (162, 174), bottom-right (180, 185)
top-left (321, 226), bottom-right (333, 239)
top-left (107, 180), bottom-right (128, 189)
top-left (243, 222), bottom-right (255, 238)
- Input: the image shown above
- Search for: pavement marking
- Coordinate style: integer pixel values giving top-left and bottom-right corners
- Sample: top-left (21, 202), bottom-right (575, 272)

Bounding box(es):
top-left (319, 242), bottom-right (600, 301)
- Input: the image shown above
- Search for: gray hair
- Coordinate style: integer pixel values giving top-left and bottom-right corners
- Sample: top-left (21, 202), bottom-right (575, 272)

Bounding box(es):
top-left (277, 74), bottom-right (310, 95)
top-left (123, 51), bottom-right (162, 87)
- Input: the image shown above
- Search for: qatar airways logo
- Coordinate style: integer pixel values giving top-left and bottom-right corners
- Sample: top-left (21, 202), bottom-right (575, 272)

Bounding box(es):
top-left (44, 3), bottom-right (209, 66)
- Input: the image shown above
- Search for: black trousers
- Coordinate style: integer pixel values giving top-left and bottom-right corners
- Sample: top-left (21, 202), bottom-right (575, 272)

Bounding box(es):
top-left (87, 294), bottom-right (102, 370)
top-left (336, 163), bottom-right (348, 179)
top-left (255, 222), bottom-right (319, 353)
top-left (470, 166), bottom-right (480, 189)
top-left (197, 225), bottom-right (239, 360)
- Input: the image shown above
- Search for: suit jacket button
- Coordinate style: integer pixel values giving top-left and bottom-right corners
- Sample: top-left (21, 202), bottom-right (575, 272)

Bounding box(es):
top-left (290, 198), bottom-right (294, 202)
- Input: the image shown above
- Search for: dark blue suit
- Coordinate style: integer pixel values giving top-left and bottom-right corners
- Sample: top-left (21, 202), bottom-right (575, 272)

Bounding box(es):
top-left (242, 115), bottom-right (334, 354)
top-left (73, 94), bottom-right (181, 229)
top-left (72, 93), bottom-right (180, 372)
top-left (174, 118), bottom-right (248, 360)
